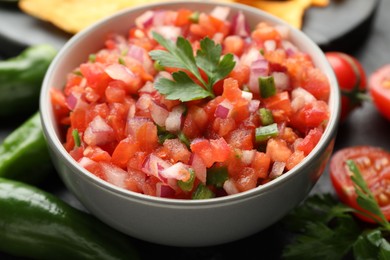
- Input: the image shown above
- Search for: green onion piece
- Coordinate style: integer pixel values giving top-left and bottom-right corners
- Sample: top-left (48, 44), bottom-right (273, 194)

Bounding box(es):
top-left (157, 125), bottom-right (175, 144)
top-left (178, 169), bottom-right (196, 192)
top-left (178, 132), bottom-right (190, 149)
top-left (259, 49), bottom-right (265, 55)
top-left (88, 54), bottom-right (96, 63)
top-left (206, 166), bottom-right (228, 188)
top-left (259, 108), bottom-right (274, 126)
top-left (259, 76), bottom-right (276, 98)
top-left (189, 11), bottom-right (200, 23)
top-left (121, 48), bottom-right (128, 56)
top-left (154, 60), bottom-right (164, 71)
top-left (192, 184), bottom-right (215, 200)
top-left (255, 123), bottom-right (279, 142)
top-left (118, 57), bottom-right (126, 65)
top-left (72, 129), bottom-right (81, 147)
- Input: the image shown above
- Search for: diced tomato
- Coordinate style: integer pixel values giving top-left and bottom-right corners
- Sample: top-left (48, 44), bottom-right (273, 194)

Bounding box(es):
top-left (51, 88), bottom-right (70, 124)
top-left (84, 146), bottom-right (111, 162)
top-left (190, 137), bottom-right (230, 167)
top-left (232, 167), bottom-right (258, 192)
top-left (125, 168), bottom-right (146, 193)
top-left (223, 35), bottom-right (245, 56)
top-left (286, 150), bottom-right (305, 170)
top-left (111, 136), bottom-right (140, 169)
top-left (226, 128), bottom-right (254, 150)
top-left (213, 117), bottom-right (236, 137)
top-left (266, 138), bottom-right (292, 163)
top-left (80, 63), bottom-right (111, 98)
top-left (251, 22), bottom-right (281, 44)
top-left (175, 9), bottom-right (193, 26)
top-left (296, 128), bottom-right (323, 156)
top-left (251, 152), bottom-right (271, 179)
top-left (301, 67), bottom-right (331, 101)
top-left (163, 138), bottom-right (191, 164)
top-left (290, 100), bottom-right (329, 134)
top-left (228, 63), bottom-right (250, 88)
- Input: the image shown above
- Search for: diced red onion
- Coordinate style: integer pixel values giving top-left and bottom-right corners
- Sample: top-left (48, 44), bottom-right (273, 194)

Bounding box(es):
top-left (272, 71), bottom-right (289, 91)
top-left (152, 10), bottom-right (167, 27)
top-left (269, 161), bottom-right (286, 179)
top-left (281, 40), bottom-right (298, 57)
top-left (248, 58), bottom-right (269, 93)
top-left (150, 101), bottom-right (169, 127)
top-left (141, 154), bottom-right (171, 182)
top-left (291, 87), bottom-right (316, 112)
top-left (210, 6), bottom-right (230, 21)
top-left (160, 162), bottom-right (191, 181)
top-left (104, 64), bottom-right (135, 85)
top-left (215, 99), bottom-right (233, 119)
top-left (127, 103), bottom-right (136, 120)
top-left (66, 91), bottom-right (80, 110)
top-left (264, 40), bottom-right (276, 52)
top-left (241, 150), bottom-right (256, 165)
top-left (156, 182), bottom-right (176, 198)
top-left (78, 156), bottom-right (96, 168)
top-left (230, 11), bottom-right (250, 38)
top-left (83, 116), bottom-right (115, 146)
top-left (212, 32), bottom-right (224, 44)
top-left (165, 105), bottom-right (185, 132)
top-left (152, 26), bottom-right (182, 41)
top-left (125, 116), bottom-right (150, 137)
top-left (135, 93), bottom-right (152, 111)
top-left (223, 179), bottom-right (239, 195)
top-left (240, 47), bottom-right (263, 67)
top-left (139, 81), bottom-right (156, 94)
top-left (248, 99), bottom-right (260, 113)
top-left (241, 91), bottom-right (253, 101)
top-left (275, 25), bottom-right (290, 39)
top-left (127, 44), bottom-right (145, 63)
top-left (135, 10), bottom-right (154, 29)
top-left (100, 162), bottom-right (128, 189)
top-left (156, 71), bottom-right (173, 80)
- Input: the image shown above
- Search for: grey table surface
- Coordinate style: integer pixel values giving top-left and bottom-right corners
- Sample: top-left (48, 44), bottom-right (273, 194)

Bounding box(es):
top-left (0, 0), bottom-right (389, 259)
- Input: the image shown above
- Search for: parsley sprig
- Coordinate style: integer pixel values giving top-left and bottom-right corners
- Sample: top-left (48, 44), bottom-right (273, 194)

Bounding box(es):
top-left (282, 160), bottom-right (390, 260)
top-left (149, 32), bottom-right (235, 102)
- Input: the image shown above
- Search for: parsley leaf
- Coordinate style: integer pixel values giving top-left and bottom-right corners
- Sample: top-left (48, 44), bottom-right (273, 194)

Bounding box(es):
top-left (353, 229), bottom-right (390, 260)
top-left (154, 71), bottom-right (211, 101)
top-left (149, 32), bottom-right (235, 102)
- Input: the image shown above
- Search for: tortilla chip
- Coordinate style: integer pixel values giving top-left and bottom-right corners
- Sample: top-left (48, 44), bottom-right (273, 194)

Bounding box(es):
top-left (19, 0), bottom-right (158, 34)
top-left (238, 0), bottom-right (311, 28)
top-left (311, 0), bottom-right (329, 7)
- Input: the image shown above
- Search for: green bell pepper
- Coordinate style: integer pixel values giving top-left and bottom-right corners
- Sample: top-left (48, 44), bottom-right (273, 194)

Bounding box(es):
top-left (0, 177), bottom-right (140, 260)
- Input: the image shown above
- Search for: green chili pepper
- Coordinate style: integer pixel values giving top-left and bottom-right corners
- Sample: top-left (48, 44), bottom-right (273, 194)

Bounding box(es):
top-left (206, 165), bottom-right (228, 188)
top-left (259, 75), bottom-right (276, 98)
top-left (0, 112), bottom-right (54, 184)
top-left (192, 183), bottom-right (215, 200)
top-left (255, 123), bottom-right (279, 143)
top-left (0, 44), bottom-right (57, 118)
top-left (259, 107), bottom-right (274, 126)
top-left (0, 177), bottom-right (140, 260)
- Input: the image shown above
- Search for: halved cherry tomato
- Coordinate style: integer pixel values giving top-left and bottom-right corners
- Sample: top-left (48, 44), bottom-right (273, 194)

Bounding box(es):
top-left (325, 52), bottom-right (367, 122)
top-left (369, 64), bottom-right (390, 121)
top-left (330, 146), bottom-right (390, 223)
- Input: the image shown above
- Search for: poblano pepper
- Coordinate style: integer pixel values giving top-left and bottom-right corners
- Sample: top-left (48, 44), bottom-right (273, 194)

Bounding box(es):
top-left (0, 177), bottom-right (140, 260)
top-left (0, 111), bottom-right (54, 184)
top-left (0, 44), bottom-right (57, 118)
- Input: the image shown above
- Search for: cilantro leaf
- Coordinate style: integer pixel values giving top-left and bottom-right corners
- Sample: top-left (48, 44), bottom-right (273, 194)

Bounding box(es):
top-left (149, 32), bottom-right (235, 102)
top-left (154, 71), bottom-right (211, 101)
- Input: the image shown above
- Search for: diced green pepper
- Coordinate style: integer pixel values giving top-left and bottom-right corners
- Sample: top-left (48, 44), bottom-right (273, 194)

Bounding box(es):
top-left (192, 183), bottom-right (215, 200)
top-left (178, 168), bottom-right (196, 191)
top-left (189, 11), bottom-right (200, 23)
top-left (259, 75), bottom-right (276, 98)
top-left (72, 129), bottom-right (81, 147)
top-left (206, 166), bottom-right (228, 188)
top-left (255, 123), bottom-right (279, 142)
top-left (259, 107), bottom-right (274, 126)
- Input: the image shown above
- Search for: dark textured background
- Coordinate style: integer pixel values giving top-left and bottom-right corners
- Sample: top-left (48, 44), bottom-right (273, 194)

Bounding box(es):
top-left (0, 0), bottom-right (389, 259)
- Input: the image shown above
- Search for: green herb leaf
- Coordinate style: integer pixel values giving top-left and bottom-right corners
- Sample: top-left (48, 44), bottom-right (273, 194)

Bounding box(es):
top-left (353, 229), bottom-right (390, 260)
top-left (195, 37), bottom-right (235, 87)
top-left (282, 194), bottom-right (362, 260)
top-left (149, 32), bottom-right (235, 102)
top-left (154, 71), bottom-right (211, 101)
top-left (347, 160), bottom-right (390, 229)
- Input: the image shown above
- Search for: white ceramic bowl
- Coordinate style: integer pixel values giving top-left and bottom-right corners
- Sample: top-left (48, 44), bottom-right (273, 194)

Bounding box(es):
top-left (40, 0), bottom-right (340, 247)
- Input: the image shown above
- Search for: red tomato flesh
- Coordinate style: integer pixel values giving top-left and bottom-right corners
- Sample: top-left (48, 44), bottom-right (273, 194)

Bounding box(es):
top-left (369, 64), bottom-right (390, 121)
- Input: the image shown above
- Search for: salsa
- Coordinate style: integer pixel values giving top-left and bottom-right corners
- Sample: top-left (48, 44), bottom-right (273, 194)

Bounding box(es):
top-left (52, 7), bottom-right (330, 199)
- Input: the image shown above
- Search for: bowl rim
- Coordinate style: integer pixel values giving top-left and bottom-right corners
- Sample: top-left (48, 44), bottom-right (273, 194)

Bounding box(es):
top-left (40, 0), bottom-right (340, 207)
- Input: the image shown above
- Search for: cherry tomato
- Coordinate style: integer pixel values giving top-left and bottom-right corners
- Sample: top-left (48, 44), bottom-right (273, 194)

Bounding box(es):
top-left (325, 52), bottom-right (367, 122)
top-left (330, 146), bottom-right (390, 223)
top-left (369, 64), bottom-right (390, 121)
